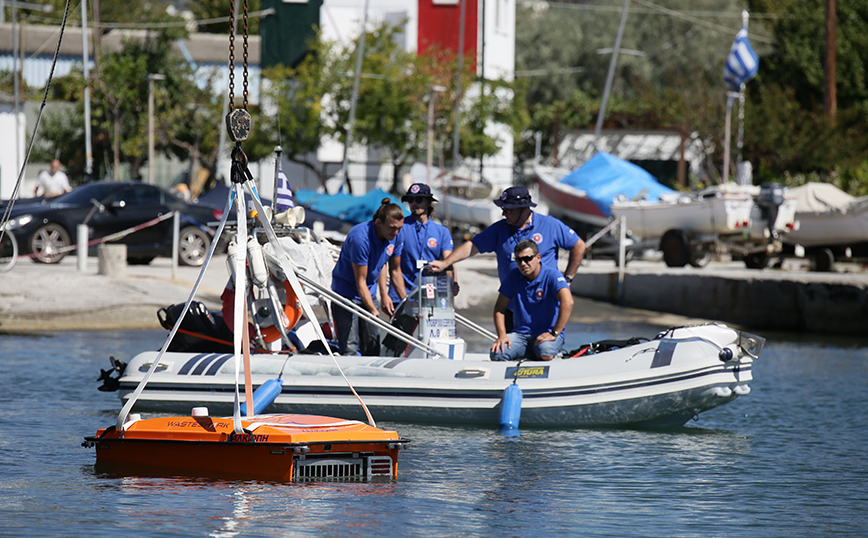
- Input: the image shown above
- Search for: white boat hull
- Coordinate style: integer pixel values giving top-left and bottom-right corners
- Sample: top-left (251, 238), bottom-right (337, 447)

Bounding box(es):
top-left (115, 324), bottom-right (760, 428)
top-left (785, 201), bottom-right (868, 247)
top-left (611, 193), bottom-right (754, 240)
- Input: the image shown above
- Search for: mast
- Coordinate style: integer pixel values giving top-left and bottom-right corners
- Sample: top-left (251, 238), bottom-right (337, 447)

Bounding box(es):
top-left (82, 0), bottom-right (93, 180)
top-left (593, 0), bottom-right (630, 151)
top-left (339, 0), bottom-right (370, 195)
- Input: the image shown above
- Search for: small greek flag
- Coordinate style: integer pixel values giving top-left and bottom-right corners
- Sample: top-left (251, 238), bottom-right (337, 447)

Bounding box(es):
top-left (724, 26), bottom-right (759, 91)
top-left (275, 169), bottom-right (295, 211)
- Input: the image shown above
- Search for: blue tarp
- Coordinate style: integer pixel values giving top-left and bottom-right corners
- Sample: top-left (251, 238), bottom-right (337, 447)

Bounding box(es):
top-left (559, 152), bottom-right (675, 217)
top-left (294, 188), bottom-right (408, 225)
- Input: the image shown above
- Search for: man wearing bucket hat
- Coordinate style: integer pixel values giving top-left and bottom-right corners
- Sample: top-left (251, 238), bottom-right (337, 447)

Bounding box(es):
top-left (430, 185), bottom-right (585, 287)
top-left (386, 183), bottom-right (458, 304)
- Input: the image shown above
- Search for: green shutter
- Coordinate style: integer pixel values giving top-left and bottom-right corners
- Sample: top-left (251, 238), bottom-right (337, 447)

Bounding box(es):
top-left (261, 0), bottom-right (324, 69)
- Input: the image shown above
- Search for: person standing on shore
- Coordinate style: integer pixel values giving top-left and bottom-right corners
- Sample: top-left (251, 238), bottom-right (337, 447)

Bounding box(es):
top-left (490, 239), bottom-right (573, 361)
top-left (330, 199), bottom-right (407, 356)
top-left (34, 159), bottom-right (71, 198)
top-left (388, 183), bottom-right (458, 304)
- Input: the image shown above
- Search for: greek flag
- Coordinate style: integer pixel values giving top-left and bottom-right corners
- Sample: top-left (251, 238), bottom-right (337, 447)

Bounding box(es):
top-left (724, 26), bottom-right (759, 91)
top-left (275, 169), bottom-right (295, 211)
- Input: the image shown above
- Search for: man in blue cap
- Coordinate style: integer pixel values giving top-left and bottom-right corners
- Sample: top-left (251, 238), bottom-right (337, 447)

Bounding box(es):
top-left (388, 183), bottom-right (457, 304)
top-left (430, 185), bottom-right (585, 289)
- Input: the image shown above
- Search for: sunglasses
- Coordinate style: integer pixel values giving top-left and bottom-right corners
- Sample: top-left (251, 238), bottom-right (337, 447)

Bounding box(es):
top-left (408, 197), bottom-right (428, 204)
top-left (516, 254), bottom-right (537, 264)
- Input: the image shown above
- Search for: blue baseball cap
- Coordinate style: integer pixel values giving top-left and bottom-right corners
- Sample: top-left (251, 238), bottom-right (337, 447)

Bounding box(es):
top-left (493, 186), bottom-right (537, 209)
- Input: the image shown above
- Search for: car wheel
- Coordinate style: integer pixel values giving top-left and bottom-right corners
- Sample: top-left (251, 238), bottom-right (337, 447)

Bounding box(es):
top-left (178, 226), bottom-right (211, 267)
top-left (29, 223), bottom-right (70, 264)
top-left (0, 231), bottom-right (18, 272)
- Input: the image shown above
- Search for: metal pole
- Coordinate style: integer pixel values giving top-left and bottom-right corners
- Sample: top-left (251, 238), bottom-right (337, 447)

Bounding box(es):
top-left (722, 93), bottom-right (733, 183)
top-left (340, 0), bottom-right (370, 194)
top-left (147, 74), bottom-right (165, 185)
top-left (12, 0), bottom-right (19, 177)
top-left (172, 211), bottom-right (179, 280)
top-left (271, 145), bottom-right (282, 224)
top-left (617, 215), bottom-right (626, 303)
top-left (427, 87), bottom-right (435, 184)
top-left (81, 0), bottom-right (93, 180)
top-left (593, 0), bottom-right (630, 150)
top-left (452, 0), bottom-right (466, 171)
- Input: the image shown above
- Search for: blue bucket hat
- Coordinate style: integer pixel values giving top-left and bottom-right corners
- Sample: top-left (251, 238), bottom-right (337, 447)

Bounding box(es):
top-left (493, 186), bottom-right (537, 209)
top-left (402, 183), bottom-right (438, 202)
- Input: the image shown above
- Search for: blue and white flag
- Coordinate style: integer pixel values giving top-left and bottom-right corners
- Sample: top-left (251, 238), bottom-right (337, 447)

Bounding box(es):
top-left (724, 26), bottom-right (759, 92)
top-left (275, 169), bottom-right (295, 211)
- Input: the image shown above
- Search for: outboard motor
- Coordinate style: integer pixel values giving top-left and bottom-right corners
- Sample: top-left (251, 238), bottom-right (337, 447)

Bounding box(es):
top-left (757, 183), bottom-right (785, 240)
top-left (382, 267), bottom-right (465, 359)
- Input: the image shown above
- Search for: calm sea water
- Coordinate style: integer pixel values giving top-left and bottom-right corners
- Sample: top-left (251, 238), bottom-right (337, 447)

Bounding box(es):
top-left (1, 323), bottom-right (866, 537)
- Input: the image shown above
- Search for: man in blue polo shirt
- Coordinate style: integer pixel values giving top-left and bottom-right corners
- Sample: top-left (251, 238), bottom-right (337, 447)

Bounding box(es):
top-left (331, 199), bottom-right (407, 355)
top-left (429, 186), bottom-right (585, 286)
top-left (491, 239), bottom-right (573, 361)
top-left (388, 183), bottom-right (456, 304)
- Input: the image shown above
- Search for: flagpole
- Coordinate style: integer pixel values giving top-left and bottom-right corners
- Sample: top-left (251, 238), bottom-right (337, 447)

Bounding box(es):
top-left (722, 10), bottom-right (756, 185)
top-left (272, 145), bottom-right (281, 225)
top-left (722, 93), bottom-right (734, 184)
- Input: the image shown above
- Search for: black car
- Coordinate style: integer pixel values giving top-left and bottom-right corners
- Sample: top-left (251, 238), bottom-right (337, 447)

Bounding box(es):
top-left (3, 181), bottom-right (224, 266)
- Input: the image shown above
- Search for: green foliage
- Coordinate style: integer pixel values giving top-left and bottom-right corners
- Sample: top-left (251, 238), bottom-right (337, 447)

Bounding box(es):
top-left (23, 0), bottom-right (186, 33)
top-left (34, 28), bottom-right (218, 182)
top-left (188, 0), bottom-right (262, 35)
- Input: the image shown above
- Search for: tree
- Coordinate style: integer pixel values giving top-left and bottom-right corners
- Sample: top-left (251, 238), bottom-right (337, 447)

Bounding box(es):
top-left (251, 34), bottom-right (338, 189)
top-left (743, 0), bottom-right (868, 188)
top-left (188, 0), bottom-right (262, 35)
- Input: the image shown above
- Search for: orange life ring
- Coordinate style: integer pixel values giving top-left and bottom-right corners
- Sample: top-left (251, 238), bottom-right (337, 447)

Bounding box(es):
top-left (221, 276), bottom-right (302, 344)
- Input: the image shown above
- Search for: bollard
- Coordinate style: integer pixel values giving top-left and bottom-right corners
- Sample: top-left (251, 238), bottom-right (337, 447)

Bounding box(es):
top-left (98, 244), bottom-right (127, 278)
top-left (77, 224), bottom-right (88, 272)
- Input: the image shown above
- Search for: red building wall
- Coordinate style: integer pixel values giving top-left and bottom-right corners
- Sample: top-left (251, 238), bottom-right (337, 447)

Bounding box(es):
top-left (417, 0), bottom-right (478, 66)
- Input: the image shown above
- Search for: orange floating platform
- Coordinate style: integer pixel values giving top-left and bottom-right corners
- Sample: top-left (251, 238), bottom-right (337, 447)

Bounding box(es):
top-left (83, 410), bottom-right (407, 481)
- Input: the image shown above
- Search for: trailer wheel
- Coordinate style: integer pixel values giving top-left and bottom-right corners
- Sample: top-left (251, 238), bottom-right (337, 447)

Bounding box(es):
top-left (660, 230), bottom-right (689, 268)
top-left (814, 248), bottom-right (834, 272)
top-left (743, 252), bottom-right (770, 269)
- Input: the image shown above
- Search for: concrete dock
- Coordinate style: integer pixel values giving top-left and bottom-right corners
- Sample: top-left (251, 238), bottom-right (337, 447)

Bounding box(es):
top-left (571, 259), bottom-right (868, 335)
top-left (1, 252), bottom-right (865, 336)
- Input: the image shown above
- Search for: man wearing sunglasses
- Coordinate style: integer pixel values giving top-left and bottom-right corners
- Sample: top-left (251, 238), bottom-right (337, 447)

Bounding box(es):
top-left (491, 239), bottom-right (573, 361)
top-left (387, 183), bottom-right (457, 304)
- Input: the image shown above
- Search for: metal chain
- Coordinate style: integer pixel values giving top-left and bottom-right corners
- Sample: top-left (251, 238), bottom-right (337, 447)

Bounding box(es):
top-left (228, 0), bottom-right (235, 110)
top-left (242, 0), bottom-right (250, 110)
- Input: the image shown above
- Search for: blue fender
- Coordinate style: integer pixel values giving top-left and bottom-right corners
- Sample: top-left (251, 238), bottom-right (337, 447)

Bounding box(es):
top-left (499, 382), bottom-right (523, 430)
top-left (240, 378), bottom-right (284, 416)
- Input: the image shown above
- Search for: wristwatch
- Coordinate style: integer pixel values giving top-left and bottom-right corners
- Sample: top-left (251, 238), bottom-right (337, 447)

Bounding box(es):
top-left (564, 275), bottom-right (573, 283)
top-left (550, 329), bottom-right (560, 337)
